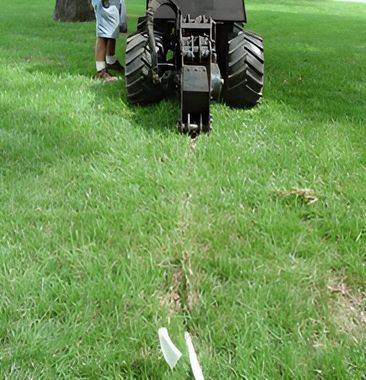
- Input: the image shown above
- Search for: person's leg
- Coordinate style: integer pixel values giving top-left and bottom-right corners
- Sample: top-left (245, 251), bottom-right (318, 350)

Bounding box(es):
top-left (95, 37), bottom-right (118, 81)
top-left (106, 39), bottom-right (116, 58)
top-left (93, 1), bottom-right (123, 79)
top-left (96, 37), bottom-right (107, 72)
top-left (106, 38), bottom-right (117, 65)
top-left (106, 38), bottom-right (125, 73)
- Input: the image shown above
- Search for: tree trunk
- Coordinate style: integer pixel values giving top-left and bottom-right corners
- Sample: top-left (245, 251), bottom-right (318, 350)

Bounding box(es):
top-left (54, 0), bottom-right (95, 22)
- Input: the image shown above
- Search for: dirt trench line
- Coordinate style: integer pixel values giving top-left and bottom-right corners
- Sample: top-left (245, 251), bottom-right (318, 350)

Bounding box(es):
top-left (160, 137), bottom-right (200, 318)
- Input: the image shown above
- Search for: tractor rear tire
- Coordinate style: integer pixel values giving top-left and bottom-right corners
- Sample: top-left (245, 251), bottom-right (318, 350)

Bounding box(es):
top-left (125, 31), bottom-right (164, 105)
top-left (223, 31), bottom-right (264, 108)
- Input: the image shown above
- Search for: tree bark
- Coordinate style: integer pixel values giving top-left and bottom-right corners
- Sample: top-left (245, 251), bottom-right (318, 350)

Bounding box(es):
top-left (54, 0), bottom-right (95, 22)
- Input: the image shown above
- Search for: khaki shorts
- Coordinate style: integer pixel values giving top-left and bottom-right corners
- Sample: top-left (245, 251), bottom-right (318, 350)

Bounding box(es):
top-left (92, 0), bottom-right (126, 39)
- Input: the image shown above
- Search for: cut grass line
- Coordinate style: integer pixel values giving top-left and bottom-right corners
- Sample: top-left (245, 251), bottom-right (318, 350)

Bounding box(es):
top-left (160, 138), bottom-right (200, 319)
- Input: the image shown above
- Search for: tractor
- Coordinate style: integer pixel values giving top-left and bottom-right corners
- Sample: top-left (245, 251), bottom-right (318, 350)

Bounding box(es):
top-left (125, 0), bottom-right (264, 135)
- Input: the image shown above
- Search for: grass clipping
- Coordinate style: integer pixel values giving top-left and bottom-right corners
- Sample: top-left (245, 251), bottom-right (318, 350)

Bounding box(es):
top-left (272, 188), bottom-right (320, 204)
top-left (327, 278), bottom-right (366, 340)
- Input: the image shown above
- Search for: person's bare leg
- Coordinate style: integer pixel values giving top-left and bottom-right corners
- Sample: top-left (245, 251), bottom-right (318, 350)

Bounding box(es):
top-left (106, 38), bottom-right (125, 74)
top-left (106, 39), bottom-right (116, 57)
top-left (95, 37), bottom-right (117, 81)
top-left (96, 37), bottom-right (107, 70)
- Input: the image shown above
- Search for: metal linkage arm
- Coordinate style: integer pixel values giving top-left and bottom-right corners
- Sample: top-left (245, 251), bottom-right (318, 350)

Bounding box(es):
top-left (178, 15), bottom-right (221, 135)
top-left (146, 0), bottom-right (180, 82)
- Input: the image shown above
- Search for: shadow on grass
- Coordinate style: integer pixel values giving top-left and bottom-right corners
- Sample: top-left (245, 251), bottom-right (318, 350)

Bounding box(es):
top-left (88, 77), bottom-right (180, 134)
top-left (257, 11), bottom-right (366, 125)
top-left (25, 63), bottom-right (94, 79)
top-left (0, 105), bottom-right (104, 178)
top-left (129, 100), bottom-right (179, 134)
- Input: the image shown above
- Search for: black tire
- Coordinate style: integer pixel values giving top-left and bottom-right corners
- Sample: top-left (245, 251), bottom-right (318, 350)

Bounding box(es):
top-left (232, 22), bottom-right (244, 36)
top-left (223, 31), bottom-right (264, 108)
top-left (136, 17), bottom-right (146, 32)
top-left (125, 31), bottom-right (164, 105)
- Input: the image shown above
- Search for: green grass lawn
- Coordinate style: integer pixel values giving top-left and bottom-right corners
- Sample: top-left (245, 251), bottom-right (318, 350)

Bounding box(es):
top-left (1, 0), bottom-right (365, 378)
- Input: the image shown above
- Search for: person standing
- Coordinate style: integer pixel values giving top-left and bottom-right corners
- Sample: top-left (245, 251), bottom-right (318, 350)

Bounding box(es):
top-left (92, 0), bottom-right (127, 81)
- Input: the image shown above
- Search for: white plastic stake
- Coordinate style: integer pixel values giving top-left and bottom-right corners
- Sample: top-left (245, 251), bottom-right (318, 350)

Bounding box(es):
top-left (158, 328), bottom-right (182, 370)
top-left (185, 332), bottom-right (205, 380)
